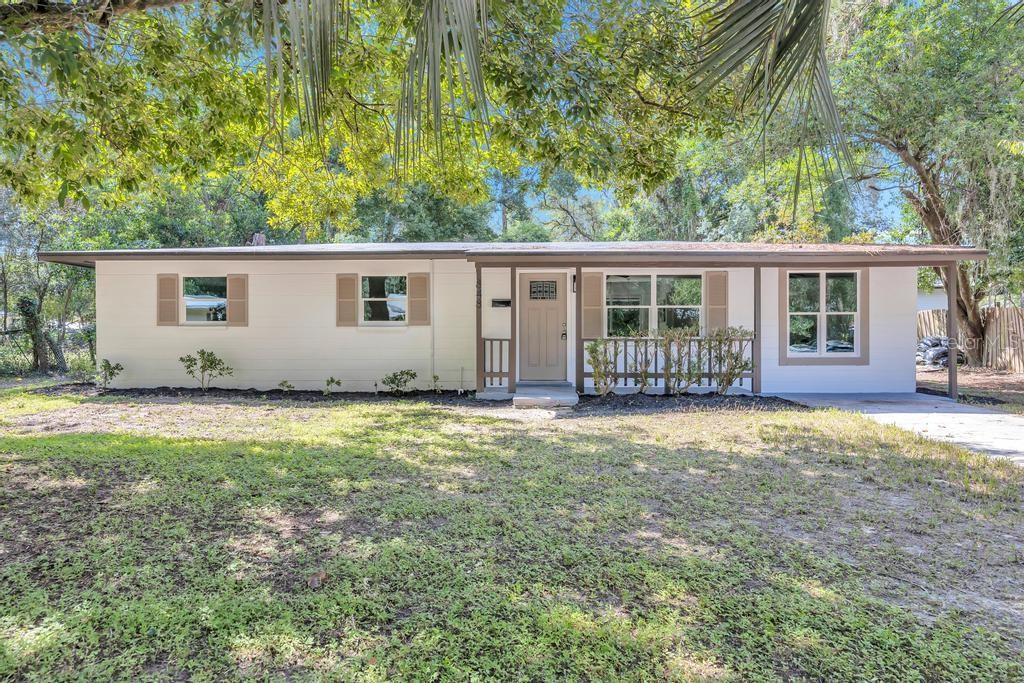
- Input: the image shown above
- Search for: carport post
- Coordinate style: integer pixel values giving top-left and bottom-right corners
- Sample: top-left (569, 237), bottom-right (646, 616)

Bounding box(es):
top-left (946, 262), bottom-right (958, 401)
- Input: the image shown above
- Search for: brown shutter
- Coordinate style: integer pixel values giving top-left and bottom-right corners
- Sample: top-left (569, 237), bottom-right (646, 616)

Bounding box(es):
top-left (706, 271), bottom-right (729, 331)
top-left (581, 271), bottom-right (604, 339)
top-left (407, 272), bottom-right (430, 325)
top-left (157, 273), bottom-right (179, 326)
top-left (336, 274), bottom-right (358, 326)
top-left (227, 274), bottom-right (248, 327)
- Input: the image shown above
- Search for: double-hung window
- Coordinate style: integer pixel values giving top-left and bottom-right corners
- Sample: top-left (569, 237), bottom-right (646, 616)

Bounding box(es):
top-left (605, 274), bottom-right (702, 337)
top-left (361, 275), bottom-right (407, 324)
top-left (786, 271), bottom-right (859, 357)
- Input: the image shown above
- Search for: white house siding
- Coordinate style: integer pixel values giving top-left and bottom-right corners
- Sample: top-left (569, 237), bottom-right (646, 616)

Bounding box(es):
top-left (481, 267), bottom-right (512, 340)
top-left (95, 258), bottom-right (477, 391)
top-left (760, 266), bottom-right (917, 394)
top-left (95, 259), bottom-right (918, 394)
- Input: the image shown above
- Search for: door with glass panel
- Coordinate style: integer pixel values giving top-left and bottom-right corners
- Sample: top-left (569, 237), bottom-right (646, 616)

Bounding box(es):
top-left (519, 274), bottom-right (567, 381)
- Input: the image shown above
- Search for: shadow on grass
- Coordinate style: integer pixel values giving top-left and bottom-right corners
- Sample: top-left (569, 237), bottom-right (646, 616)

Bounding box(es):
top-left (0, 407), bottom-right (1021, 680)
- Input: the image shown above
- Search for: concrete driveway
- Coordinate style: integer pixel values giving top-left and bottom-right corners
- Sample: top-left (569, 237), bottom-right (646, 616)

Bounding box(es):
top-left (774, 393), bottom-right (1024, 465)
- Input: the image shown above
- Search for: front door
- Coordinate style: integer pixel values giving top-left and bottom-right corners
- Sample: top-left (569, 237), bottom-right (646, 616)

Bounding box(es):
top-left (519, 273), bottom-right (567, 381)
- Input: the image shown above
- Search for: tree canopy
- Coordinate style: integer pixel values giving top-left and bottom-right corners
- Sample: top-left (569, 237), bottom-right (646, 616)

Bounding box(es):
top-left (2, 0), bottom-right (1024, 370)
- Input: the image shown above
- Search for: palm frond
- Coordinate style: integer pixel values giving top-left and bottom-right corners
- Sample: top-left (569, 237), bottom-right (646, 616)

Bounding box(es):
top-left (395, 0), bottom-right (490, 173)
top-left (690, 0), bottom-right (853, 195)
top-left (247, 0), bottom-right (347, 140)
top-left (1000, 1), bottom-right (1024, 24)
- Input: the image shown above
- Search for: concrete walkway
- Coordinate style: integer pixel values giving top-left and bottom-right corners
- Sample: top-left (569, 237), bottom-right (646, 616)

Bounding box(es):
top-left (774, 393), bottom-right (1024, 465)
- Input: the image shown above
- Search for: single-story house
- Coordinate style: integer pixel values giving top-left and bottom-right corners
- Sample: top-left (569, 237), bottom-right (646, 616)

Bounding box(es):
top-left (40, 241), bottom-right (984, 399)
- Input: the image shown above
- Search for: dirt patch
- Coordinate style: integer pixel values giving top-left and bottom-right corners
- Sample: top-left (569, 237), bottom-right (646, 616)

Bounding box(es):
top-left (918, 368), bottom-right (1024, 413)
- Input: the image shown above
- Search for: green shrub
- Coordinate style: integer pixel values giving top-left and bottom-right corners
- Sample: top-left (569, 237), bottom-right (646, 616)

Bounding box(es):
top-left (658, 327), bottom-right (703, 395)
top-left (278, 380), bottom-right (295, 392)
top-left (706, 327), bottom-right (754, 395)
top-left (585, 340), bottom-right (615, 396)
top-left (430, 374), bottom-right (442, 394)
top-left (627, 339), bottom-right (655, 394)
top-left (323, 376), bottom-right (342, 395)
top-left (96, 359), bottom-right (123, 390)
top-left (179, 349), bottom-right (233, 391)
top-left (382, 369), bottom-right (417, 394)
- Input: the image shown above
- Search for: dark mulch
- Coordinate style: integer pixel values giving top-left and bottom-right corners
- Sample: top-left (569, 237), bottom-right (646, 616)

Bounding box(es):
top-left (572, 391), bottom-right (804, 416)
top-left (916, 385), bottom-right (1010, 407)
top-left (29, 383), bottom-right (801, 415)
top-left (30, 382), bottom-right (492, 406)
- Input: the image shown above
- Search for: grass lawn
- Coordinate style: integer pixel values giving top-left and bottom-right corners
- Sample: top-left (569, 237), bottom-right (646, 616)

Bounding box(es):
top-left (1, 386), bottom-right (1022, 681)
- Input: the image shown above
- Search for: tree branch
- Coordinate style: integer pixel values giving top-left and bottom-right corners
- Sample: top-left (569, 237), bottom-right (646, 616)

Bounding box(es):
top-left (0, 0), bottom-right (211, 31)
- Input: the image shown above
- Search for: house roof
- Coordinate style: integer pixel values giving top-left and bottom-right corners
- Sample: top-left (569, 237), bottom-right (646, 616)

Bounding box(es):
top-left (38, 241), bottom-right (987, 268)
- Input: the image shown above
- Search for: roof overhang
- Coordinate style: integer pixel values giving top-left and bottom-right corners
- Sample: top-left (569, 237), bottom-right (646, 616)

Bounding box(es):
top-left (38, 242), bottom-right (989, 269)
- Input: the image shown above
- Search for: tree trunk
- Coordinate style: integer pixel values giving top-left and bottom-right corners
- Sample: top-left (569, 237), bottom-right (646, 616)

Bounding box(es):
top-left (0, 259), bottom-right (8, 334)
top-left (16, 297), bottom-right (49, 372)
top-left (45, 332), bottom-right (68, 373)
top-left (894, 146), bottom-right (987, 365)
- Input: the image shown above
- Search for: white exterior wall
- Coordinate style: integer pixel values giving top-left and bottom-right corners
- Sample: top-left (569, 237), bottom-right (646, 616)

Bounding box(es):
top-left (760, 266), bottom-right (917, 393)
top-left (96, 258), bottom-right (477, 391)
top-left (481, 267), bottom-right (512, 340)
top-left (95, 258), bottom-right (919, 394)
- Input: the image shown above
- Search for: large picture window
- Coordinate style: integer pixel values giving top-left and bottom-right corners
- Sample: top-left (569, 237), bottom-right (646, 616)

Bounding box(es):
top-left (183, 277), bottom-right (227, 323)
top-left (361, 275), bottom-right (407, 323)
top-left (787, 271), bottom-right (859, 356)
top-left (605, 274), bottom-right (702, 337)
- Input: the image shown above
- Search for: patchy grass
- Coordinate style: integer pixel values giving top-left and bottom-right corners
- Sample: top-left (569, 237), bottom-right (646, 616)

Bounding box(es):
top-left (1, 388), bottom-right (1022, 681)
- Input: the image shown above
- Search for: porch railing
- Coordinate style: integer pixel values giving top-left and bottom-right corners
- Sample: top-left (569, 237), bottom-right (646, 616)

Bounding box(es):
top-left (482, 337), bottom-right (511, 388)
top-left (582, 336), bottom-right (755, 391)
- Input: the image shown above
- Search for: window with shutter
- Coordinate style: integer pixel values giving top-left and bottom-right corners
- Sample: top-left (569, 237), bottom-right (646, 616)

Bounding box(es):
top-left (581, 272), bottom-right (604, 339)
top-left (705, 271), bottom-right (729, 331)
top-left (407, 273), bottom-right (430, 325)
top-left (336, 274), bottom-right (358, 326)
top-left (156, 274), bottom-right (179, 326)
top-left (227, 274), bottom-right (248, 327)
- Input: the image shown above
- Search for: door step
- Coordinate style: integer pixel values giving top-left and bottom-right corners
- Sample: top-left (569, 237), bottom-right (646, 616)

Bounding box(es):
top-left (512, 383), bottom-right (579, 409)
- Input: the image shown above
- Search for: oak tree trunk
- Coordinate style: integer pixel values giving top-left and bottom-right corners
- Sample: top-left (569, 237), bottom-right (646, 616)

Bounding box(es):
top-left (895, 146), bottom-right (987, 365)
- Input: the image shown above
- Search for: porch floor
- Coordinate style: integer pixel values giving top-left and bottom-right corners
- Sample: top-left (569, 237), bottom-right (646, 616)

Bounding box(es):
top-left (512, 382), bottom-right (579, 409)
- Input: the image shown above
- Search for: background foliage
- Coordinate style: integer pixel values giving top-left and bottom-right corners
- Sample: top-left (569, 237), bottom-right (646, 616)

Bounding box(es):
top-left (1, 0), bottom-right (1023, 374)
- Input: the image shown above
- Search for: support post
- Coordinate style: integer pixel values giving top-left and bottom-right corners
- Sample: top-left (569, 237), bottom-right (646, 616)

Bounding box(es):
top-left (752, 266), bottom-right (762, 394)
top-left (946, 262), bottom-right (958, 400)
top-left (509, 267), bottom-right (517, 393)
top-left (475, 263), bottom-right (484, 393)
top-left (575, 266), bottom-right (584, 393)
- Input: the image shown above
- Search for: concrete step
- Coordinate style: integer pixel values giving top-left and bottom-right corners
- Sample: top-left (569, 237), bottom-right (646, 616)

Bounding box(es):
top-left (512, 383), bottom-right (579, 409)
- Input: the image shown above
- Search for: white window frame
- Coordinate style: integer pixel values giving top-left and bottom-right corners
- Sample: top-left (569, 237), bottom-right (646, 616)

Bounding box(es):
top-left (359, 274), bottom-right (408, 327)
top-left (604, 274), bottom-right (703, 337)
top-left (180, 275), bottom-right (228, 326)
top-left (785, 269), bottom-right (861, 359)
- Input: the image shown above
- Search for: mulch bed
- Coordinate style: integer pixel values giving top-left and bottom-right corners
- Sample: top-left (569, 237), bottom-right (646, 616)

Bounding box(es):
top-left (573, 392), bottom-right (804, 415)
top-left (30, 382), bottom-right (491, 406)
top-left (30, 383), bottom-right (803, 415)
top-left (916, 385), bottom-right (1012, 407)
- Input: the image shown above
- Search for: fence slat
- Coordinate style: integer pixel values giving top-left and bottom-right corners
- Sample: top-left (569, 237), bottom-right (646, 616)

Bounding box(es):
top-left (918, 307), bottom-right (1024, 372)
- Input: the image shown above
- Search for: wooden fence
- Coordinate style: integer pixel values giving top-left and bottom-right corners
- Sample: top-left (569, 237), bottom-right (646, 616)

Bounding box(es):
top-left (917, 307), bottom-right (1024, 372)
